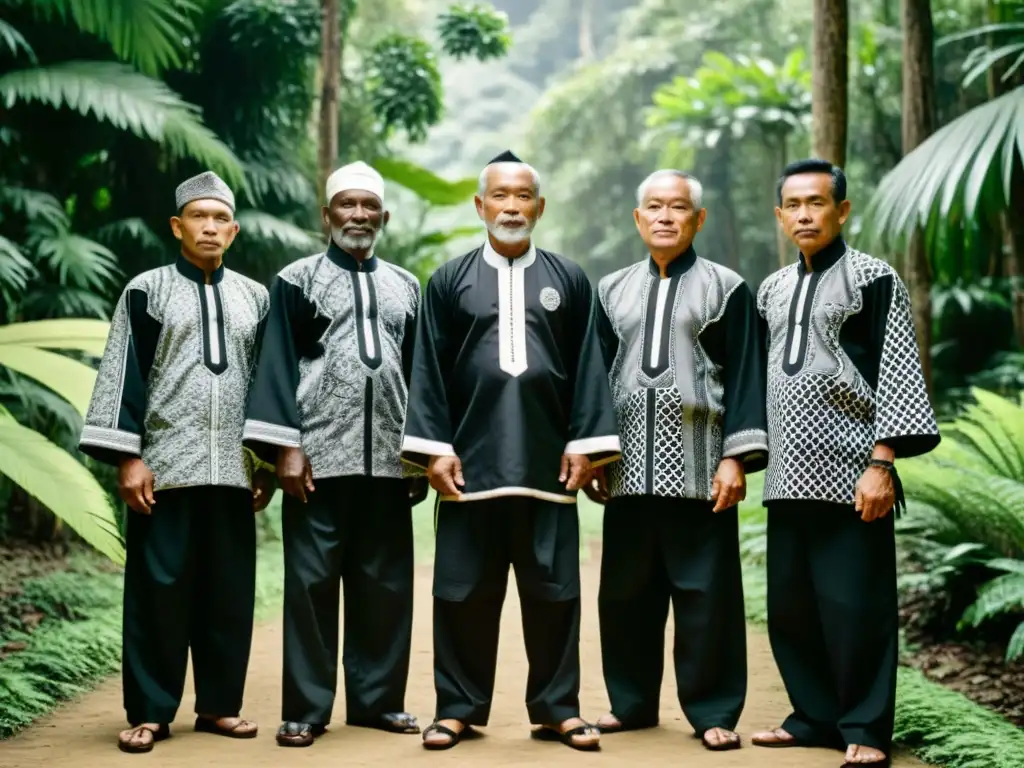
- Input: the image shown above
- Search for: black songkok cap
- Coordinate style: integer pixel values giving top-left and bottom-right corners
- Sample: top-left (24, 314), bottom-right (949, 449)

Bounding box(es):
top-left (487, 149), bottom-right (523, 164)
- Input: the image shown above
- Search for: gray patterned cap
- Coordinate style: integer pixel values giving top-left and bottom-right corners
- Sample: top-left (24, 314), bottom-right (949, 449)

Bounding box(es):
top-left (175, 171), bottom-right (235, 212)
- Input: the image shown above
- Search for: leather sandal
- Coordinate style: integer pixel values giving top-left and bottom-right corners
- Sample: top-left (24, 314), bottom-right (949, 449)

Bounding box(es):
top-left (531, 723), bottom-right (601, 751)
top-left (117, 723), bottom-right (170, 753)
top-left (422, 720), bottom-right (468, 750)
top-left (701, 727), bottom-right (742, 751)
top-left (276, 721), bottom-right (325, 747)
top-left (348, 711), bottom-right (420, 734)
top-left (194, 716), bottom-right (258, 738)
top-left (752, 728), bottom-right (806, 748)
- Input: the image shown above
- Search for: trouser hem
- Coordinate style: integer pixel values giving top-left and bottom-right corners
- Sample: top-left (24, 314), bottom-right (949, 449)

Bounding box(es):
top-left (839, 727), bottom-right (892, 752)
top-left (527, 705), bottom-right (581, 726)
top-left (435, 707), bottom-right (491, 727)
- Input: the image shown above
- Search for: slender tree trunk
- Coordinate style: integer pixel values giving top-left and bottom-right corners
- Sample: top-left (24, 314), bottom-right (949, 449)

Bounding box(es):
top-left (776, 133), bottom-right (790, 269)
top-left (901, 0), bottom-right (937, 392)
top-left (318, 0), bottom-right (342, 203)
top-left (578, 0), bottom-right (594, 61)
top-left (811, 0), bottom-right (848, 165)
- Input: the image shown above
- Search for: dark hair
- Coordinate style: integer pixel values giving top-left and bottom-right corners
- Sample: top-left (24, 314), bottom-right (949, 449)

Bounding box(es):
top-left (776, 158), bottom-right (847, 204)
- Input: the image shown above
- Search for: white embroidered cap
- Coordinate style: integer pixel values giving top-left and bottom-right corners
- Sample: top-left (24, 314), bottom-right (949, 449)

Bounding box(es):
top-left (325, 161), bottom-right (385, 205)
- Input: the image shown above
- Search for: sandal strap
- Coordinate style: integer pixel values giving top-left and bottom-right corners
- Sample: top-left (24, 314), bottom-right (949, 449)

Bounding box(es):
top-left (424, 722), bottom-right (458, 740)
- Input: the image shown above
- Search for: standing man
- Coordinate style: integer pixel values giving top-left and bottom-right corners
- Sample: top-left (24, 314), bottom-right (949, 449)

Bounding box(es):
top-left (243, 161), bottom-right (423, 748)
top-left (402, 151), bottom-right (621, 752)
top-left (589, 169), bottom-right (767, 751)
top-left (79, 171), bottom-right (273, 753)
top-left (752, 159), bottom-right (940, 767)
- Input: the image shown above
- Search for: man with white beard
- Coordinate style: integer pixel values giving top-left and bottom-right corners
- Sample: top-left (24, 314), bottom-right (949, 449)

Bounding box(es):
top-left (243, 161), bottom-right (426, 747)
top-left (401, 151), bottom-right (621, 752)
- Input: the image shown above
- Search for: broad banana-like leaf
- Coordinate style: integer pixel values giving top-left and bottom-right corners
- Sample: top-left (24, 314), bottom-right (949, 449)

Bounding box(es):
top-left (375, 157), bottom-right (478, 207)
top-left (0, 345), bottom-right (98, 416)
top-left (0, 409), bottom-right (124, 565)
top-left (0, 319), bottom-right (111, 357)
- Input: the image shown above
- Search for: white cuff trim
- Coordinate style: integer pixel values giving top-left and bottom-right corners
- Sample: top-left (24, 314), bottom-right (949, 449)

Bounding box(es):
top-left (79, 425), bottom-right (142, 456)
top-left (722, 429), bottom-right (768, 459)
top-left (439, 486), bottom-right (576, 504)
top-left (402, 435), bottom-right (456, 458)
top-left (564, 435), bottom-right (621, 457)
top-left (242, 419), bottom-right (302, 448)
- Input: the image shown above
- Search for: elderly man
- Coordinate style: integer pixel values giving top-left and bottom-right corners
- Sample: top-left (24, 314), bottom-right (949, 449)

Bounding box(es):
top-left (243, 161), bottom-right (424, 748)
top-left (79, 172), bottom-right (272, 753)
top-left (752, 159), bottom-right (940, 767)
top-left (588, 169), bottom-right (767, 751)
top-left (401, 150), bottom-right (621, 752)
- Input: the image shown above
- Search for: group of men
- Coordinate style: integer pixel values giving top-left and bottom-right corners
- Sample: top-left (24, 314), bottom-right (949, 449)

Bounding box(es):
top-left (79, 150), bottom-right (940, 767)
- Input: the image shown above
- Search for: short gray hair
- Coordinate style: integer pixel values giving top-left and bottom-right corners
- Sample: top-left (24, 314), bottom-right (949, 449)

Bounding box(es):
top-left (636, 169), bottom-right (704, 208)
top-left (478, 162), bottom-right (542, 197)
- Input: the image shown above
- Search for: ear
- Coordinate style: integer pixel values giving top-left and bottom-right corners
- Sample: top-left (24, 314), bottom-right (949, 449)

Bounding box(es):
top-left (696, 208), bottom-right (707, 231)
top-left (169, 216), bottom-right (183, 241)
top-left (381, 210), bottom-right (391, 229)
top-left (837, 199), bottom-right (852, 226)
top-left (774, 207), bottom-right (784, 227)
top-left (633, 208), bottom-right (642, 231)
top-left (321, 205), bottom-right (330, 228)
top-left (536, 196), bottom-right (546, 219)
top-left (474, 195), bottom-right (484, 219)
top-left (223, 221), bottom-right (240, 250)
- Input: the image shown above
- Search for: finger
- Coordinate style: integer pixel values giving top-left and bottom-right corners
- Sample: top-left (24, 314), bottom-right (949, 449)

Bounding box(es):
top-left (132, 488), bottom-right (151, 515)
top-left (854, 486), bottom-right (864, 512)
top-left (711, 477), bottom-right (721, 500)
top-left (304, 465), bottom-right (315, 493)
top-left (143, 476), bottom-right (155, 506)
top-left (440, 471), bottom-right (461, 497)
top-left (453, 462), bottom-right (465, 488)
top-left (559, 455), bottom-right (569, 483)
top-left (567, 464), bottom-right (585, 491)
top-left (862, 496), bottom-right (877, 522)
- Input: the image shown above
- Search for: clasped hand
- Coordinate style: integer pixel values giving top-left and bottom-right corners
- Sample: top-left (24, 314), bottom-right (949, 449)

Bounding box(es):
top-left (427, 453), bottom-right (593, 499)
top-left (855, 465), bottom-right (895, 522)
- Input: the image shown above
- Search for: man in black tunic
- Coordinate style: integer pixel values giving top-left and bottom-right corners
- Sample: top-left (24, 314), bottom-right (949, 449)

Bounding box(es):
top-left (243, 161), bottom-right (423, 747)
top-left (79, 171), bottom-right (274, 753)
top-left (752, 159), bottom-right (940, 766)
top-left (589, 170), bottom-right (767, 751)
top-left (402, 151), bottom-right (621, 751)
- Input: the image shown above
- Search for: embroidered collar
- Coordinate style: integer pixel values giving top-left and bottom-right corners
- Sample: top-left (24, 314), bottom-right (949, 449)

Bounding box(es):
top-left (647, 245), bottom-right (697, 278)
top-left (482, 239), bottom-right (536, 270)
top-left (326, 240), bottom-right (377, 272)
top-left (799, 236), bottom-right (846, 273)
top-left (176, 254), bottom-right (224, 284)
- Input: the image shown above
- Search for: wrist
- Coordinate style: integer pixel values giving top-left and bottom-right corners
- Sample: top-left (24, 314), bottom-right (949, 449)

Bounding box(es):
top-left (871, 442), bottom-right (895, 463)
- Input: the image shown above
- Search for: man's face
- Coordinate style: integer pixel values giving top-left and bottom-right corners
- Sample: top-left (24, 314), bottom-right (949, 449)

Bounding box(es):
top-left (170, 199), bottom-right (238, 259)
top-left (322, 189), bottom-right (389, 252)
top-left (634, 175), bottom-right (705, 256)
top-left (475, 165), bottom-right (545, 244)
top-left (775, 172), bottom-right (851, 256)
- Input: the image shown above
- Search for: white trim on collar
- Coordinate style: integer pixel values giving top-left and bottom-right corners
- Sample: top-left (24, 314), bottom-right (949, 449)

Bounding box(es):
top-left (482, 240), bottom-right (536, 269)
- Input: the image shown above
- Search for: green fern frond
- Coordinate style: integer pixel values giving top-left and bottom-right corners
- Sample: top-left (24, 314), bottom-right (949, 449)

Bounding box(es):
top-left (0, 62), bottom-right (244, 187)
top-left (0, 187), bottom-right (66, 227)
top-left (1007, 621), bottom-right (1024, 661)
top-left (0, 17), bottom-right (36, 62)
top-left (959, 572), bottom-right (1024, 627)
top-left (93, 217), bottom-right (166, 255)
top-left (26, 220), bottom-right (122, 293)
top-left (234, 210), bottom-right (321, 252)
top-left (0, 235), bottom-right (36, 293)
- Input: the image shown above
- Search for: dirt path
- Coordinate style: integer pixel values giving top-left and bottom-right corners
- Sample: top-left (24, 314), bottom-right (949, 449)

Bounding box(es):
top-left (0, 555), bottom-right (925, 768)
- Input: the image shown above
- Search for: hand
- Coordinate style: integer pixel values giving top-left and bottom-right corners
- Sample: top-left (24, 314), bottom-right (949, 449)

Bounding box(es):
top-left (855, 465), bottom-right (895, 522)
top-left (408, 476), bottom-right (429, 506)
top-left (583, 465), bottom-right (610, 504)
top-left (711, 457), bottom-right (746, 512)
top-left (277, 446), bottom-right (314, 502)
top-left (118, 457), bottom-right (155, 514)
top-left (428, 455), bottom-right (464, 497)
top-left (560, 453), bottom-right (592, 491)
top-left (252, 469), bottom-right (276, 512)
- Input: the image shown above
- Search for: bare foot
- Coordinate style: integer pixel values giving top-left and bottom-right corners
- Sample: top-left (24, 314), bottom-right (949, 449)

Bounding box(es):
top-left (595, 713), bottom-right (621, 730)
top-left (197, 714), bottom-right (258, 736)
top-left (845, 744), bottom-right (888, 764)
top-left (423, 718), bottom-right (464, 748)
top-left (703, 727), bottom-right (741, 748)
top-left (117, 723), bottom-right (163, 752)
top-left (751, 727), bottom-right (797, 746)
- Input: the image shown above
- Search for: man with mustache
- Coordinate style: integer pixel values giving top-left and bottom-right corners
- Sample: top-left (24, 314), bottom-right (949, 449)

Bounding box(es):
top-left (79, 171), bottom-right (273, 753)
top-left (588, 169), bottom-right (767, 751)
top-left (402, 150), bottom-right (621, 752)
top-left (243, 161), bottom-right (425, 747)
top-left (753, 159), bottom-right (940, 766)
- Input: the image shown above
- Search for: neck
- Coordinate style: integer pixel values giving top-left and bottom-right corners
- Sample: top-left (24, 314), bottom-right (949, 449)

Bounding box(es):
top-left (488, 233), bottom-right (530, 259)
top-left (182, 250), bottom-right (222, 283)
top-left (348, 248), bottom-right (372, 261)
top-left (800, 234), bottom-right (844, 272)
top-left (650, 245), bottom-right (691, 278)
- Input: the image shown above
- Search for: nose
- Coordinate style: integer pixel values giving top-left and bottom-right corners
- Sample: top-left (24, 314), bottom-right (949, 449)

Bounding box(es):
top-left (796, 205), bottom-right (813, 223)
top-left (350, 205), bottom-right (369, 222)
top-left (201, 217), bottom-right (217, 234)
top-left (655, 206), bottom-right (672, 223)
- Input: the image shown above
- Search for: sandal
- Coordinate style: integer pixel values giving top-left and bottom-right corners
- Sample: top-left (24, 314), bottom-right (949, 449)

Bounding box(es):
top-left (276, 721), bottom-right (325, 747)
top-left (422, 720), bottom-right (470, 750)
top-left (194, 716), bottom-right (258, 739)
top-left (117, 723), bottom-right (170, 754)
top-left (752, 728), bottom-right (806, 748)
top-left (595, 713), bottom-right (658, 734)
top-left (531, 723), bottom-right (601, 751)
top-left (348, 712), bottom-right (420, 734)
top-left (701, 727), bottom-right (742, 751)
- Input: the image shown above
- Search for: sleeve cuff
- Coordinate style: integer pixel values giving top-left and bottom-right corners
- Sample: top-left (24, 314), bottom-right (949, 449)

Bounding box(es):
top-left (722, 429), bottom-right (768, 459)
top-left (242, 419), bottom-right (302, 448)
top-left (79, 425), bottom-right (142, 457)
top-left (564, 435), bottom-right (622, 468)
top-left (401, 435), bottom-right (456, 469)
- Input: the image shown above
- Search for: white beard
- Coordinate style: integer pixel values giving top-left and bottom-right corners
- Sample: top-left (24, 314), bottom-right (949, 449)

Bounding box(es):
top-left (331, 228), bottom-right (377, 252)
top-left (485, 220), bottom-right (534, 244)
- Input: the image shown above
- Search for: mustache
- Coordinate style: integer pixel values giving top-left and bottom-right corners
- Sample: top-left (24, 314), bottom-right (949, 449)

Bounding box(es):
top-left (495, 215), bottom-right (528, 227)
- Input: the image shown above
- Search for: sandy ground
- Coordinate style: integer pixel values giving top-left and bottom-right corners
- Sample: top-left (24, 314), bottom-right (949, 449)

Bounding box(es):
top-left (0, 553), bottom-right (925, 768)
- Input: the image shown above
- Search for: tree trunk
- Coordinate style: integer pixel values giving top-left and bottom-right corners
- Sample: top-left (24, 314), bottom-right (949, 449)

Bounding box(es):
top-left (318, 0), bottom-right (342, 205)
top-left (901, 0), bottom-right (937, 393)
top-left (706, 136), bottom-right (742, 271)
top-left (811, 0), bottom-right (848, 165)
top-left (776, 133), bottom-right (790, 269)
top-left (578, 0), bottom-right (594, 61)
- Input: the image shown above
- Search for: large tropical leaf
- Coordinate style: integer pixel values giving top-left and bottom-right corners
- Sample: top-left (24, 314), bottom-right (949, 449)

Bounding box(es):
top-left (17, 0), bottom-right (198, 75)
top-left (0, 319), bottom-right (111, 357)
top-left (0, 62), bottom-right (245, 187)
top-left (93, 217), bottom-right (166, 256)
top-left (864, 87), bottom-right (1024, 248)
top-left (0, 187), bottom-right (66, 227)
top-left (0, 235), bottom-right (36, 292)
top-left (27, 219), bottom-right (122, 292)
top-left (938, 19), bottom-right (1024, 87)
top-left (0, 407), bottom-right (124, 564)
top-left (0, 16), bottom-right (35, 61)
top-left (0, 345), bottom-right (97, 416)
top-left (234, 210), bottom-right (321, 252)
top-left (375, 157), bottom-right (478, 206)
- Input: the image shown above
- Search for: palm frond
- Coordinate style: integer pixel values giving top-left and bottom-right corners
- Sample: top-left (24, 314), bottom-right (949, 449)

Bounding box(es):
top-left (17, 286), bottom-right (114, 319)
top-left (93, 217), bottom-right (166, 256)
top-left (863, 87), bottom-right (1024, 248)
top-left (0, 187), bottom-right (66, 227)
top-left (234, 210), bottom-right (321, 252)
top-left (0, 409), bottom-right (124, 565)
top-left (241, 157), bottom-right (315, 209)
top-left (0, 235), bottom-right (36, 293)
top-left (20, 0), bottom-right (199, 75)
top-left (0, 17), bottom-right (36, 62)
top-left (0, 62), bottom-right (245, 187)
top-left (25, 219), bottom-right (122, 293)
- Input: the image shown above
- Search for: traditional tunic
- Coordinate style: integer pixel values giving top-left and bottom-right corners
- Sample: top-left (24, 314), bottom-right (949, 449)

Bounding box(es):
top-left (242, 242), bottom-right (420, 726)
top-left (757, 236), bottom-right (940, 751)
top-left (402, 241), bottom-right (620, 725)
top-left (596, 248), bottom-right (766, 732)
top-left (78, 255), bottom-right (269, 725)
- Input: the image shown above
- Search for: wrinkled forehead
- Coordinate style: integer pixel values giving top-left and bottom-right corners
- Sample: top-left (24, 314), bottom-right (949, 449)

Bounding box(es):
top-left (780, 172), bottom-right (833, 203)
top-left (329, 188), bottom-right (383, 207)
top-left (641, 175), bottom-right (693, 205)
top-left (482, 164), bottom-right (536, 193)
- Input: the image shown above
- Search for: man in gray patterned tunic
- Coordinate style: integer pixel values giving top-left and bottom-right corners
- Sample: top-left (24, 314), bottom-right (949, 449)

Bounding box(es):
top-left (587, 170), bottom-right (767, 752)
top-left (751, 159), bottom-right (940, 767)
top-left (242, 161), bottom-right (423, 748)
top-left (79, 171), bottom-right (273, 753)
